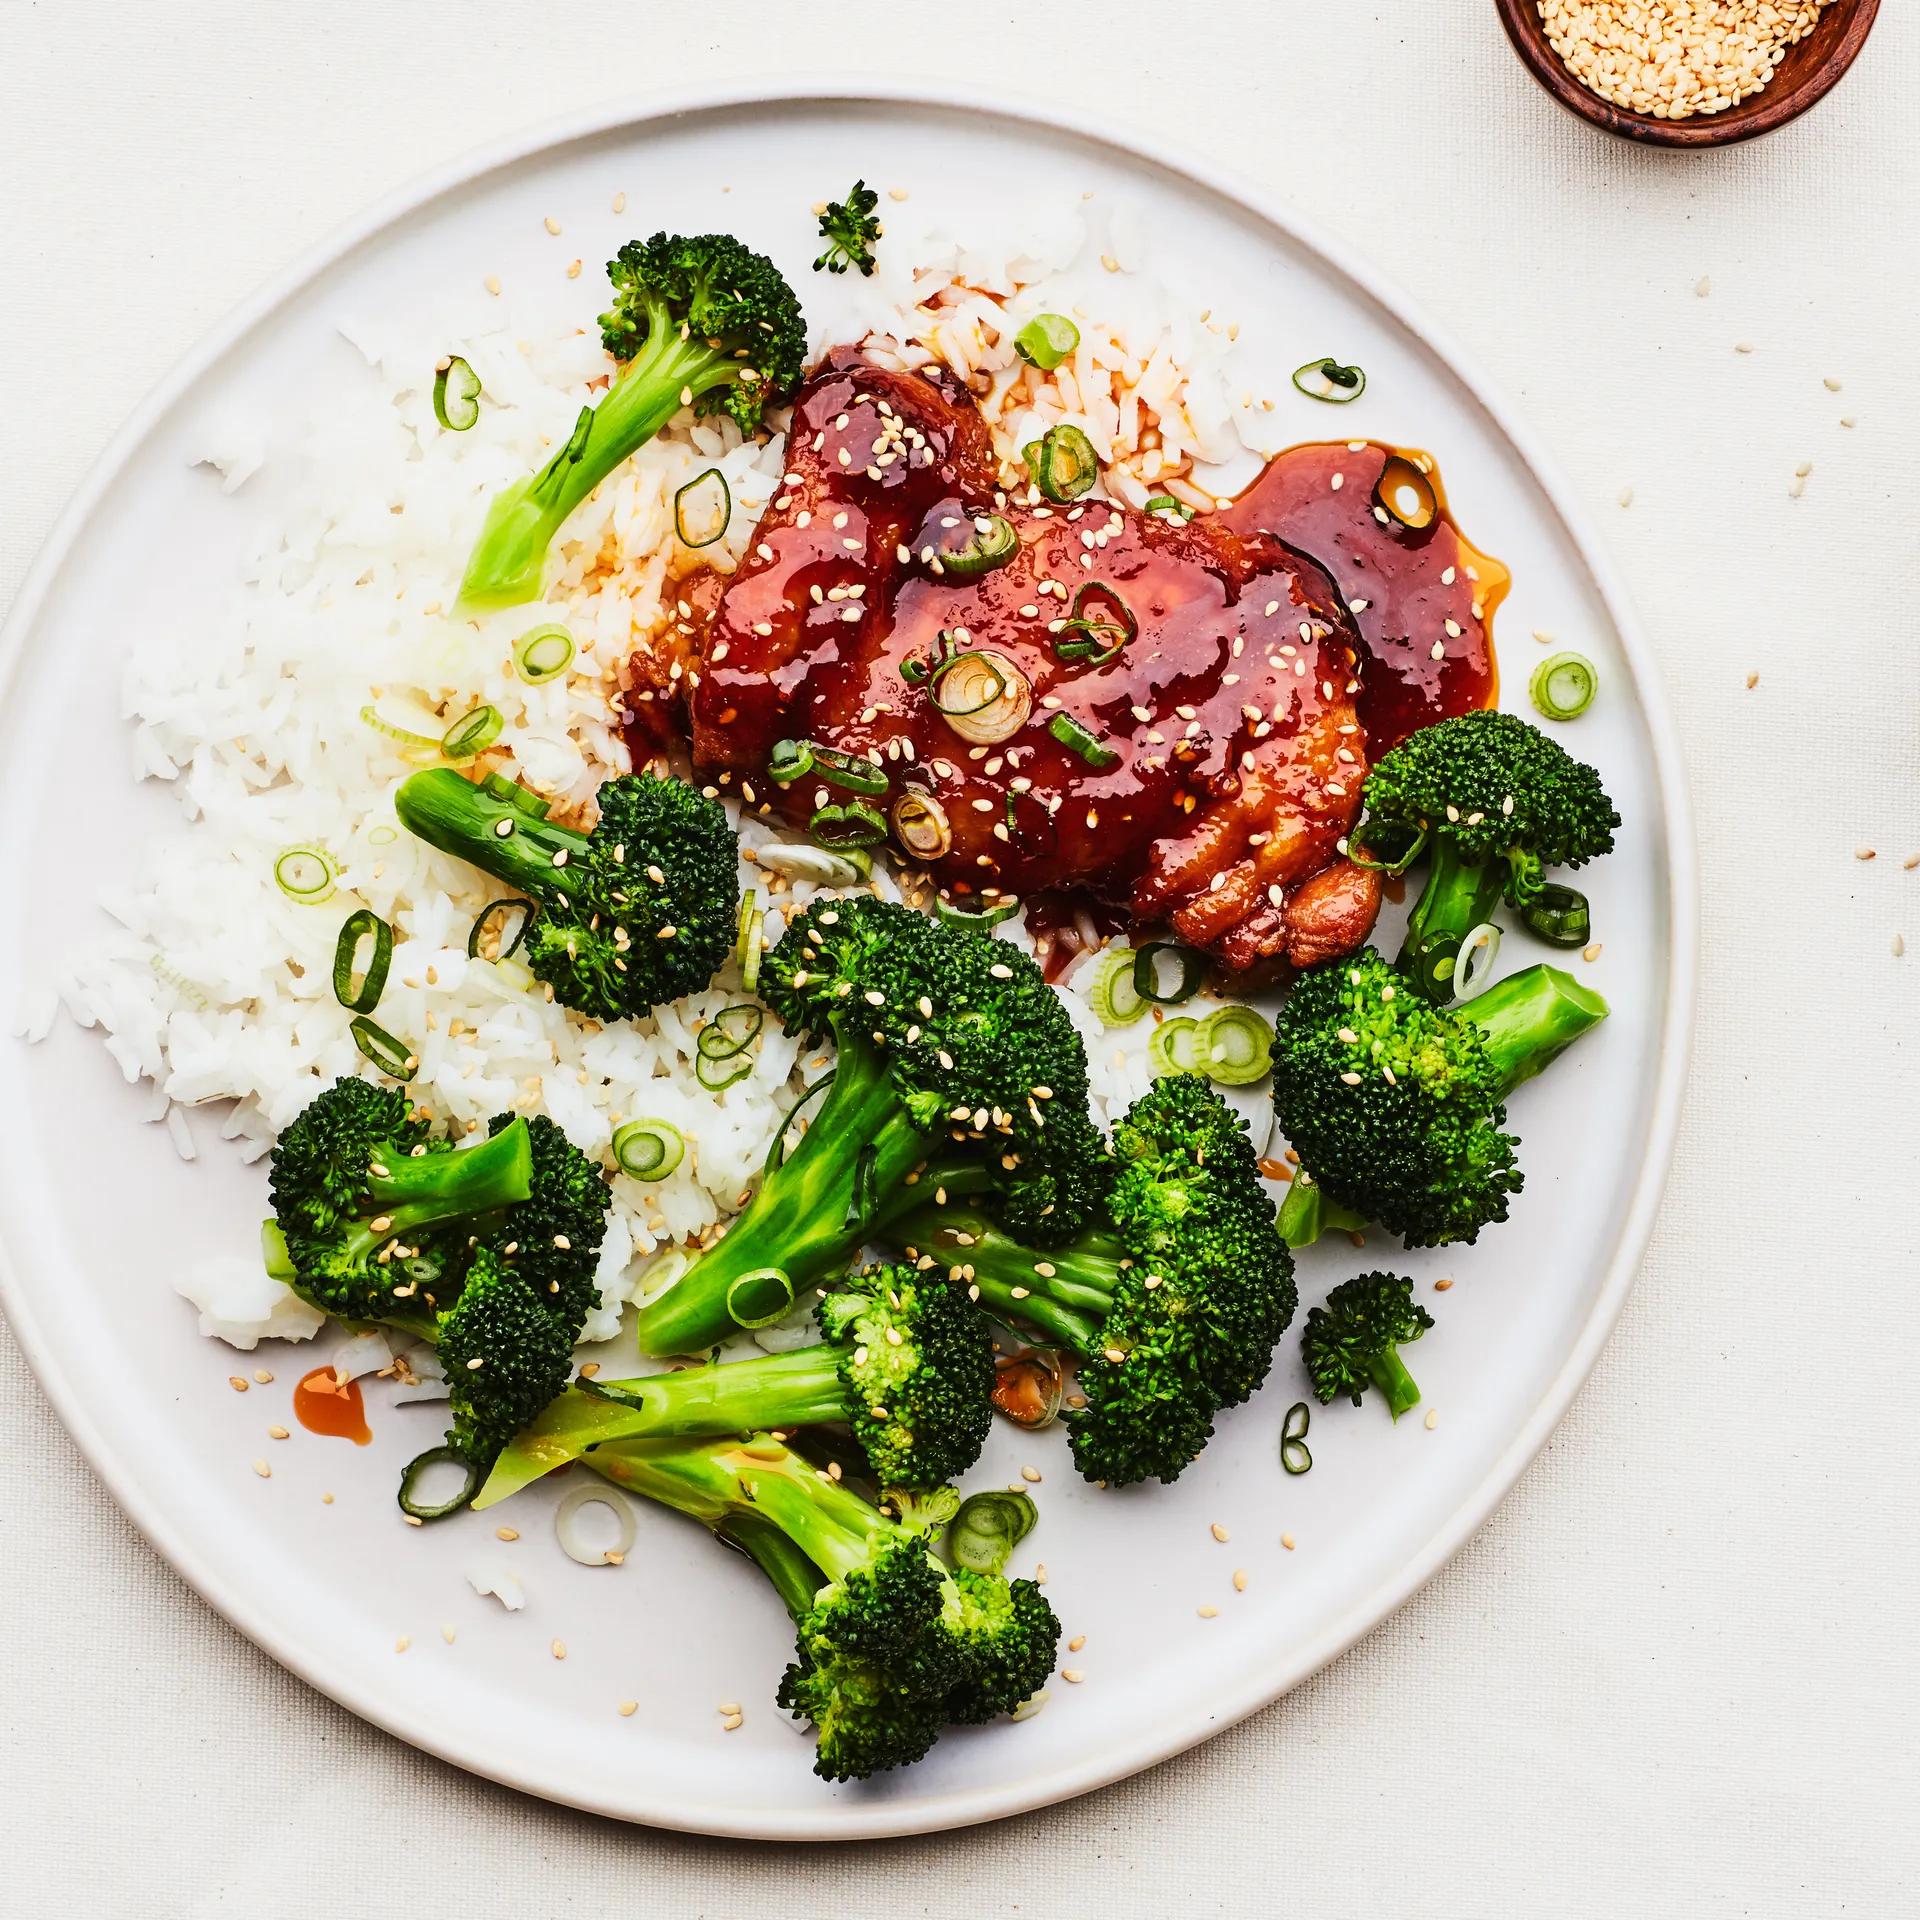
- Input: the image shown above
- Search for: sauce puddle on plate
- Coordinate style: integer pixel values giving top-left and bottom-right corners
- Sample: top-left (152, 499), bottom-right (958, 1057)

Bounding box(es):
top-left (294, 1366), bottom-right (372, 1445)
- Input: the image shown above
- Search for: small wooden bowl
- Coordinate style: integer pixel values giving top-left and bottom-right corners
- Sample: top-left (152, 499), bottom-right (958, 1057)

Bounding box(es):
top-left (1495, 0), bottom-right (1880, 147)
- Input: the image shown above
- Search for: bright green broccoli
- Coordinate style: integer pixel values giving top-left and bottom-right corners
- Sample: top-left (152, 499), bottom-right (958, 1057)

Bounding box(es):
top-left (814, 181), bottom-right (882, 276)
top-left (586, 1434), bottom-right (1059, 1780)
top-left (630, 895), bottom-right (1109, 1356)
top-left (1359, 709), bottom-right (1619, 1003)
top-left (395, 767), bottom-right (738, 1021)
top-left (1271, 947), bottom-right (1607, 1250)
top-left (475, 1264), bottom-right (994, 1508)
top-left (457, 231), bottom-right (807, 611)
top-left (1302, 1271), bottom-right (1434, 1420)
top-left (266, 1080), bottom-right (611, 1503)
top-left (893, 1075), bottom-right (1297, 1487)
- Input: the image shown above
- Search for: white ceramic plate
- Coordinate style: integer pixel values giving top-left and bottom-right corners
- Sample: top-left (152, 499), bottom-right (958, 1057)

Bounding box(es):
top-left (0, 82), bottom-right (1693, 1838)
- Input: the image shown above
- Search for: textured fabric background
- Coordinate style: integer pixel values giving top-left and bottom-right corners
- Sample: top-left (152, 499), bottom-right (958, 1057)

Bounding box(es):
top-left (1, 4), bottom-right (1913, 1912)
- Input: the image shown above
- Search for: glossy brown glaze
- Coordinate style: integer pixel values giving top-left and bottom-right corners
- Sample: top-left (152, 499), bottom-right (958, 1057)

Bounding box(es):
top-left (632, 356), bottom-right (1507, 972)
top-left (293, 1366), bottom-right (372, 1445)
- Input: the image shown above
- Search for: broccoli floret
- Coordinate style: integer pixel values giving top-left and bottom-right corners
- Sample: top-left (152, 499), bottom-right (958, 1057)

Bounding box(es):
top-left (1302, 1272), bottom-right (1434, 1420)
top-left (396, 768), bottom-right (738, 1021)
top-left (1360, 710), bottom-right (1619, 1002)
top-left (630, 895), bottom-right (1109, 1356)
top-left (268, 1080), bottom-right (611, 1503)
top-left (586, 1434), bottom-right (1059, 1780)
top-left (894, 1076), bottom-right (1297, 1487)
top-left (475, 1264), bottom-right (994, 1509)
top-left (1271, 947), bottom-right (1607, 1249)
top-left (813, 180), bottom-right (882, 276)
top-left (457, 231), bottom-right (806, 610)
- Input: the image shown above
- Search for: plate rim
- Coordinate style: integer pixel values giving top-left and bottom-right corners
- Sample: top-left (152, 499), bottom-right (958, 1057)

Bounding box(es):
top-left (0, 75), bottom-right (1697, 1840)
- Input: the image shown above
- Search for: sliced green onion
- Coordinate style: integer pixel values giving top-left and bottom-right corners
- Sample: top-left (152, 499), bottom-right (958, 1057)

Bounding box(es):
top-left (398, 1445), bottom-right (480, 1521)
top-left (1280, 1401), bottom-right (1313, 1475)
top-left (810, 799), bottom-right (888, 850)
top-left (1199, 1004), bottom-right (1275, 1085)
top-left (514, 623), bottom-right (576, 684)
top-left (350, 1015), bottom-right (416, 1081)
top-left (1052, 581), bottom-right (1137, 667)
top-left (949, 1489), bottom-right (1038, 1574)
top-left (274, 846), bottom-right (338, 904)
top-left (432, 356), bottom-right (482, 432)
top-left (611, 1118), bottom-right (685, 1181)
top-left (1292, 358), bottom-right (1366, 404)
top-left (941, 513), bottom-right (1019, 579)
top-left (1454, 922), bottom-right (1502, 1001)
top-left (1013, 313), bottom-right (1079, 372)
top-left (739, 908), bottom-right (764, 991)
top-left (1024, 423), bottom-right (1098, 503)
top-left (1530, 651), bottom-right (1598, 722)
top-left (1374, 456), bottom-right (1437, 532)
top-left (468, 897), bottom-right (533, 961)
top-left (332, 909), bottom-right (393, 1014)
top-left (1132, 942), bottom-right (1205, 1005)
top-left (1519, 882), bottom-right (1591, 949)
top-left (698, 1003), bottom-right (764, 1061)
top-left (725, 1267), bottom-right (794, 1330)
top-left (934, 896), bottom-right (1021, 931)
top-left (359, 700), bottom-right (443, 755)
top-left (768, 738), bottom-right (813, 783)
top-left (1343, 822), bottom-right (1428, 877)
top-left (1143, 494), bottom-right (1193, 521)
top-left (930, 649), bottom-right (1010, 717)
top-left (367, 825), bottom-right (398, 846)
top-left (1148, 1015), bottom-right (1206, 1077)
top-left (674, 468), bottom-right (731, 549)
top-left (696, 1050), bottom-right (753, 1092)
top-left (441, 705), bottom-right (504, 761)
top-left (1048, 712), bottom-right (1119, 770)
top-left (1086, 948), bottom-right (1149, 1027)
top-left (767, 738), bottom-right (887, 797)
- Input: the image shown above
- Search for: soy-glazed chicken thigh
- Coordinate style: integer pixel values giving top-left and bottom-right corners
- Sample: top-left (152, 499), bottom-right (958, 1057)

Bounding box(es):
top-left (626, 347), bottom-right (1500, 975)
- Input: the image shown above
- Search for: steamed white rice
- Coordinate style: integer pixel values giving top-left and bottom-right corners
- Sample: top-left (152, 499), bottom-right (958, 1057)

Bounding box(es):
top-left (29, 201), bottom-right (1279, 1367)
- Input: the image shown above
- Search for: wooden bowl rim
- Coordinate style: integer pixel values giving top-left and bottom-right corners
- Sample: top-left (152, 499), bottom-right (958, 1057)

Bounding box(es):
top-left (1493, 0), bottom-right (1880, 147)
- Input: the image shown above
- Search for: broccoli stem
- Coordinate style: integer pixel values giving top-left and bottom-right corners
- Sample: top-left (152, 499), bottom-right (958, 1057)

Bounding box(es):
top-left (631, 1037), bottom-right (930, 1355)
top-left (395, 769), bottom-right (589, 902)
top-left (348, 1118), bottom-right (533, 1265)
top-left (471, 1348), bottom-right (851, 1507)
top-left (715, 1512), bottom-right (829, 1620)
top-left (588, 1435), bottom-right (880, 1584)
top-left (1469, 964), bottom-right (1609, 1094)
top-left (1371, 1344), bottom-right (1424, 1421)
top-left (894, 1202), bottom-right (1121, 1355)
top-left (1398, 843), bottom-right (1508, 1001)
top-left (1277, 1174), bottom-right (1372, 1250)
top-left (457, 319), bottom-right (739, 612)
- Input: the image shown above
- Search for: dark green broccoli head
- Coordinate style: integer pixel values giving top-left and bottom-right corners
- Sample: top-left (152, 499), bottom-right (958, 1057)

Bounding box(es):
top-left (435, 1246), bottom-right (577, 1468)
top-left (1302, 1271), bottom-right (1434, 1419)
top-left (598, 231), bottom-right (807, 432)
top-left (396, 768), bottom-right (739, 1022)
top-left (1067, 1074), bottom-right (1297, 1486)
top-left (937, 1569), bottom-right (1061, 1727)
top-left (762, 895), bottom-right (1109, 1244)
top-left (1271, 948), bottom-right (1520, 1248)
top-left (814, 181), bottom-right (882, 277)
top-left (480, 1112), bottom-right (610, 1331)
top-left (818, 1267), bottom-right (994, 1487)
top-left (1363, 709), bottom-right (1619, 903)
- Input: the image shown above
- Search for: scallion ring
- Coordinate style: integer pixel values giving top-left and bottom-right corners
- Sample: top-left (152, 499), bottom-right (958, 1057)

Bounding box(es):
top-left (1280, 1401), bottom-right (1313, 1475)
top-left (697, 1003), bottom-right (764, 1062)
top-left (1132, 942), bottom-right (1205, 1005)
top-left (937, 513), bottom-right (1019, 579)
top-left (514, 623), bottom-right (576, 685)
top-left (1199, 1004), bottom-right (1275, 1085)
top-left (1013, 313), bottom-right (1079, 372)
top-left (767, 738), bottom-right (814, 784)
top-left (432, 356), bottom-right (482, 432)
top-left (725, 1266), bottom-right (794, 1330)
top-left (810, 799), bottom-right (888, 850)
top-left (359, 701), bottom-right (443, 754)
top-left (1291, 358), bottom-right (1366, 404)
top-left (1048, 712), bottom-right (1119, 770)
top-left (769, 739), bottom-right (888, 798)
top-left (468, 897), bottom-right (533, 961)
top-left (739, 908), bottom-right (764, 991)
top-left (1342, 822), bottom-right (1428, 877)
top-left (1143, 494), bottom-right (1193, 521)
top-left (1519, 882), bottom-right (1592, 949)
top-left (350, 1015), bottom-right (417, 1082)
top-left (934, 896), bottom-right (1021, 931)
top-left (949, 1489), bottom-right (1038, 1575)
top-left (274, 846), bottom-right (338, 905)
top-left (1024, 423), bottom-right (1098, 503)
top-left (1454, 922), bottom-right (1502, 1001)
top-left (674, 468), bottom-right (731, 549)
top-left (929, 649), bottom-right (1011, 717)
top-left (1373, 455), bottom-right (1437, 532)
top-left (1148, 1015), bottom-right (1206, 1077)
top-left (1086, 948), bottom-right (1149, 1027)
top-left (554, 1481), bottom-right (637, 1567)
top-left (1530, 650), bottom-right (1598, 722)
top-left (695, 1048), bottom-right (754, 1092)
top-left (331, 909), bottom-right (393, 1014)
top-left (1052, 581), bottom-right (1138, 667)
top-left (398, 1445), bottom-right (480, 1521)
top-left (441, 704), bottom-right (504, 761)
top-left (611, 1118), bottom-right (685, 1181)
